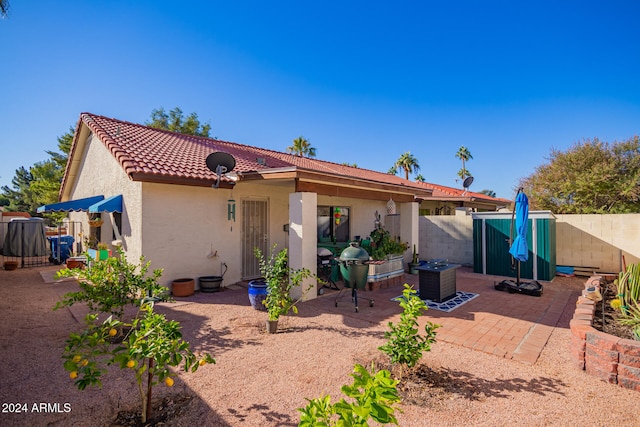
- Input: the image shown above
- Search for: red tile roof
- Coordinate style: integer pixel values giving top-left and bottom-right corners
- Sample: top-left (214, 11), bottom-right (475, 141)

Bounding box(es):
top-left (64, 112), bottom-right (507, 206)
top-left (418, 182), bottom-right (512, 204)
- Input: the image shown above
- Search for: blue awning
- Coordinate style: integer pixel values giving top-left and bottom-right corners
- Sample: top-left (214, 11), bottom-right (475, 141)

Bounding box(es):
top-left (88, 195), bottom-right (123, 213)
top-left (37, 195), bottom-right (105, 213)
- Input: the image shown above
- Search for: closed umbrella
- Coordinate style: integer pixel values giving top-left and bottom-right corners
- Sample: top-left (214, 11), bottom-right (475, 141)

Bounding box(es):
top-left (495, 188), bottom-right (543, 296)
top-left (509, 190), bottom-right (529, 263)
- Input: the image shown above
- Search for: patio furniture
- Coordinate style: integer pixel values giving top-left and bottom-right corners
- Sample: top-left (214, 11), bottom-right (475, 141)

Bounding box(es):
top-left (317, 247), bottom-right (340, 295)
top-left (416, 260), bottom-right (461, 302)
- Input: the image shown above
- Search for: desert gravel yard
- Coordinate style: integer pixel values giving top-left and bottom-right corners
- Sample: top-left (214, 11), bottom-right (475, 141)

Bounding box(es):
top-left (1, 265), bottom-right (639, 426)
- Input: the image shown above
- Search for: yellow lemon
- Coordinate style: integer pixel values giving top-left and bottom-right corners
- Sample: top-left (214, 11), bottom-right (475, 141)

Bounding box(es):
top-left (70, 371), bottom-right (78, 379)
top-left (165, 377), bottom-right (174, 387)
top-left (126, 360), bottom-right (136, 369)
top-left (72, 355), bottom-right (82, 363)
top-left (80, 359), bottom-right (89, 367)
top-left (108, 328), bottom-right (118, 337)
top-left (199, 359), bottom-right (206, 366)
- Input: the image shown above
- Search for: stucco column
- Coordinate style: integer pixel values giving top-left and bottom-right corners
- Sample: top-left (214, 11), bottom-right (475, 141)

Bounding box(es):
top-left (288, 192), bottom-right (318, 300)
top-left (400, 201), bottom-right (419, 266)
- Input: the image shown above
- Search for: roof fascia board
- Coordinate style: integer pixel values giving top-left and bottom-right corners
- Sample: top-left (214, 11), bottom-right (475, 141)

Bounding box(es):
top-left (60, 119), bottom-right (91, 201)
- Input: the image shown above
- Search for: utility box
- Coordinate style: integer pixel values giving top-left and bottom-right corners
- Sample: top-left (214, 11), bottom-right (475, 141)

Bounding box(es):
top-left (471, 211), bottom-right (556, 281)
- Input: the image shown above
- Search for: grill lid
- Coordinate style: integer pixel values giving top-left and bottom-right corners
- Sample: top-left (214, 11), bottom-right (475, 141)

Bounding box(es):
top-left (339, 242), bottom-right (370, 262)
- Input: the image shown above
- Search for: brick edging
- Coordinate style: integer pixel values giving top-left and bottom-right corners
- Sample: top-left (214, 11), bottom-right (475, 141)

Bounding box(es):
top-left (569, 276), bottom-right (640, 392)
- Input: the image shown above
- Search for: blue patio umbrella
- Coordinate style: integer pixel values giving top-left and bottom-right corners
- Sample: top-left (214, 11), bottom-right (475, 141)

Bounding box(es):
top-left (508, 190), bottom-right (529, 263)
top-left (495, 188), bottom-right (542, 296)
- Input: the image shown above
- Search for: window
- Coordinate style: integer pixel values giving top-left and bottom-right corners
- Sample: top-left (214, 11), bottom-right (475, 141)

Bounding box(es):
top-left (112, 212), bottom-right (122, 240)
top-left (317, 206), bottom-right (350, 243)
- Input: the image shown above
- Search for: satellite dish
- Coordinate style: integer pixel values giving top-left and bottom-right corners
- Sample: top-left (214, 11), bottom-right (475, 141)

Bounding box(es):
top-left (463, 176), bottom-right (474, 189)
top-left (206, 152), bottom-right (236, 188)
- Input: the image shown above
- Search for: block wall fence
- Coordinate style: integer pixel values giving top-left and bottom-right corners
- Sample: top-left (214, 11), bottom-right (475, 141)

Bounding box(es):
top-left (419, 212), bottom-right (640, 274)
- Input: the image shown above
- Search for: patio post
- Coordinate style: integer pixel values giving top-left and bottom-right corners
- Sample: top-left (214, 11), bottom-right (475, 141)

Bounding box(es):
top-left (288, 192), bottom-right (318, 300)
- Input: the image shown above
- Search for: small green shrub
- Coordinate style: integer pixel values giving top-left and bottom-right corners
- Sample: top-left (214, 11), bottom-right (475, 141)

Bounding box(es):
top-left (615, 263), bottom-right (640, 315)
top-left (54, 246), bottom-right (168, 317)
top-left (379, 284), bottom-right (439, 369)
top-left (255, 245), bottom-right (316, 322)
top-left (298, 363), bottom-right (401, 426)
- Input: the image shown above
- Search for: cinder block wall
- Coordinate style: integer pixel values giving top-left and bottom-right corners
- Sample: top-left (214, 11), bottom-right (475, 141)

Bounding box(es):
top-left (420, 213), bottom-right (640, 273)
top-left (419, 210), bottom-right (474, 266)
top-left (555, 214), bottom-right (640, 273)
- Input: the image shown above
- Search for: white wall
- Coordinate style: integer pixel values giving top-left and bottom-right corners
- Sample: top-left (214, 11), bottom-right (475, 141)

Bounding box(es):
top-left (67, 132), bottom-right (143, 260)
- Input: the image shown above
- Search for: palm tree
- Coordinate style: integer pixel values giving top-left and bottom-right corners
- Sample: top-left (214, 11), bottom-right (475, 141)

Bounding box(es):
top-left (457, 167), bottom-right (471, 180)
top-left (480, 189), bottom-right (497, 198)
top-left (415, 174), bottom-right (425, 182)
top-left (0, 0), bottom-right (9, 17)
top-left (287, 136), bottom-right (316, 157)
top-left (393, 152), bottom-right (420, 180)
top-left (455, 146), bottom-right (473, 180)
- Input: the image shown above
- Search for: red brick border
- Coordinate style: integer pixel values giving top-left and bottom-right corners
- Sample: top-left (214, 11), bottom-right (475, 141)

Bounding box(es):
top-left (569, 276), bottom-right (640, 392)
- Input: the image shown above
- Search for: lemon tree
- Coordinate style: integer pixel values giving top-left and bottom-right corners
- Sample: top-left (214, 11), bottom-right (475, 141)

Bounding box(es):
top-left (63, 303), bottom-right (214, 423)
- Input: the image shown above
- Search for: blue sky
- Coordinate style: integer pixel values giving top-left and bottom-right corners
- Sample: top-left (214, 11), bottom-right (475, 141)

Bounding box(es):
top-left (1, 1), bottom-right (639, 200)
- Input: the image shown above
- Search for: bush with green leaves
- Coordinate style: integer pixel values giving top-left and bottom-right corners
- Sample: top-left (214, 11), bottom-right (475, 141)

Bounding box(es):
top-left (298, 363), bottom-right (401, 426)
top-left (611, 263), bottom-right (640, 340)
top-left (54, 246), bottom-right (168, 317)
top-left (56, 247), bottom-right (213, 423)
top-left (379, 284), bottom-right (440, 369)
top-left (255, 245), bottom-right (316, 322)
top-left (64, 302), bottom-right (214, 423)
top-left (368, 227), bottom-right (408, 260)
top-left (614, 263), bottom-right (640, 315)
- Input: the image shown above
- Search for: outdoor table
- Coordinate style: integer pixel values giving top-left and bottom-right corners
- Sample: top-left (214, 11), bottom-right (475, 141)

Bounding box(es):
top-left (416, 263), bottom-right (461, 302)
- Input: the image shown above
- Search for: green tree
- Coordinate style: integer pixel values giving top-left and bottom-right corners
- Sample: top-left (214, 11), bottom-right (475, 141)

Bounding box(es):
top-left (456, 167), bottom-right (471, 180)
top-left (1, 128), bottom-right (73, 220)
top-left (479, 189), bottom-right (496, 198)
top-left (0, 0), bottom-right (9, 18)
top-left (146, 107), bottom-right (211, 137)
top-left (455, 146), bottom-right (473, 181)
top-left (287, 136), bottom-right (316, 157)
top-left (415, 174), bottom-right (425, 182)
top-left (520, 136), bottom-right (640, 213)
top-left (1, 167), bottom-right (34, 212)
top-left (393, 152), bottom-right (420, 180)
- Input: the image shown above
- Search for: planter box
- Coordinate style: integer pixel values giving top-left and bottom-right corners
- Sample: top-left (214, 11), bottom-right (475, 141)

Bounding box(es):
top-left (368, 255), bottom-right (404, 283)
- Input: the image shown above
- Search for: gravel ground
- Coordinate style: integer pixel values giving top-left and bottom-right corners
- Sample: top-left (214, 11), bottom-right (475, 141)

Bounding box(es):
top-left (0, 265), bottom-right (639, 427)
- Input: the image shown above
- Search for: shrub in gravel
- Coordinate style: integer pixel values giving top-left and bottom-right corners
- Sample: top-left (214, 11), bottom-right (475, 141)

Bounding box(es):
top-left (379, 284), bottom-right (440, 371)
top-left (298, 363), bottom-right (401, 426)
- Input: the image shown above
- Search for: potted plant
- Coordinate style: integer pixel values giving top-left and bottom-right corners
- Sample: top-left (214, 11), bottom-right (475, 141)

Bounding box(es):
top-left (88, 218), bottom-right (104, 228)
top-left (88, 242), bottom-right (110, 261)
top-left (255, 245), bottom-right (315, 333)
top-left (368, 226), bottom-right (408, 261)
top-left (408, 244), bottom-right (420, 274)
top-left (366, 225), bottom-right (408, 286)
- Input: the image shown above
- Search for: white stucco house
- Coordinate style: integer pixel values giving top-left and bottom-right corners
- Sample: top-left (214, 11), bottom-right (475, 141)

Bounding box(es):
top-left (38, 112), bottom-right (506, 299)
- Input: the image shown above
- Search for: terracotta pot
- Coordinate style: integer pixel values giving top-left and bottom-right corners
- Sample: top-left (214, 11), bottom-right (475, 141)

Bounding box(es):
top-left (4, 261), bottom-right (18, 271)
top-left (171, 278), bottom-right (195, 297)
top-left (66, 258), bottom-right (86, 269)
